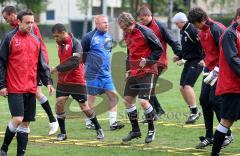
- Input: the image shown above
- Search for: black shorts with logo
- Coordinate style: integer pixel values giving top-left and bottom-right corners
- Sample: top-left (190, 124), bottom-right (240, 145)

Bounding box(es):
top-left (180, 59), bottom-right (203, 87)
top-left (124, 74), bottom-right (155, 100)
top-left (56, 83), bottom-right (87, 103)
top-left (8, 93), bottom-right (36, 122)
top-left (221, 93), bottom-right (240, 121)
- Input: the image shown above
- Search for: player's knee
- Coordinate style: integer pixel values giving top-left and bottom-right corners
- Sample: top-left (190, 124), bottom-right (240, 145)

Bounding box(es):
top-left (124, 97), bottom-right (133, 106)
top-left (36, 89), bottom-right (44, 99)
top-left (12, 117), bottom-right (24, 126)
top-left (139, 99), bottom-right (149, 108)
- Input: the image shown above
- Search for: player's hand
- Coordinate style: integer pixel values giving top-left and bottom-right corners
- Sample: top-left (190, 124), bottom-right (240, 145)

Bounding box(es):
top-left (198, 60), bottom-right (205, 67)
top-left (139, 57), bottom-right (146, 68)
top-left (50, 67), bottom-right (58, 74)
top-left (173, 55), bottom-right (179, 63)
top-left (176, 59), bottom-right (186, 66)
top-left (204, 66), bottom-right (219, 86)
top-left (47, 85), bottom-right (55, 96)
top-left (0, 88), bottom-right (8, 97)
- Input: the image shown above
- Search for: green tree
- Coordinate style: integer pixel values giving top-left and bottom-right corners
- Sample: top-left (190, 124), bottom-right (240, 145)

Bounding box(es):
top-left (15, 0), bottom-right (48, 22)
top-left (76, 0), bottom-right (91, 38)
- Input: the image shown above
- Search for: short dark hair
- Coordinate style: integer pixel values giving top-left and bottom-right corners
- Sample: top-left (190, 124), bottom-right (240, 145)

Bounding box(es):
top-left (2, 6), bottom-right (17, 15)
top-left (188, 7), bottom-right (208, 24)
top-left (51, 23), bottom-right (66, 33)
top-left (137, 6), bottom-right (152, 16)
top-left (17, 9), bottom-right (33, 22)
top-left (234, 8), bottom-right (240, 20)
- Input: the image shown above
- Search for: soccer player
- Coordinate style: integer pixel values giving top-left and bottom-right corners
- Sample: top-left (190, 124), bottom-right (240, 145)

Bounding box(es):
top-left (172, 12), bottom-right (203, 124)
top-left (188, 7), bottom-right (233, 149)
top-left (1, 6), bottom-right (58, 135)
top-left (50, 23), bottom-right (104, 141)
top-left (0, 10), bottom-right (54, 156)
top-left (81, 15), bottom-right (124, 131)
top-left (137, 7), bottom-right (182, 119)
top-left (118, 12), bottom-right (163, 143)
top-left (211, 8), bottom-right (240, 156)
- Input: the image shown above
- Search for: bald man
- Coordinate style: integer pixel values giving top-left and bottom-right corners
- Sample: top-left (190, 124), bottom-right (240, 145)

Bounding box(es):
top-left (81, 15), bottom-right (124, 131)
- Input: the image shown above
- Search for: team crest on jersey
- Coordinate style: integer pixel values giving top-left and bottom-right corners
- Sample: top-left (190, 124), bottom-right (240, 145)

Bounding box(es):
top-left (94, 37), bottom-right (100, 44)
top-left (104, 37), bottom-right (112, 50)
top-left (14, 40), bottom-right (21, 47)
top-left (65, 44), bottom-right (70, 51)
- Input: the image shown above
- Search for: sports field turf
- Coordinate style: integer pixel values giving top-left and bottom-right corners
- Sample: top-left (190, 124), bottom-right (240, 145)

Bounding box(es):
top-left (0, 39), bottom-right (239, 156)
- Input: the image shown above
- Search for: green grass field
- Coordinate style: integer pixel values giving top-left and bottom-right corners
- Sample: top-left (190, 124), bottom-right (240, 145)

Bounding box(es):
top-left (0, 39), bottom-right (240, 156)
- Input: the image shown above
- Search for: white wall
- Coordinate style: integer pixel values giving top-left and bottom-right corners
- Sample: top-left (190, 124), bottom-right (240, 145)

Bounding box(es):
top-left (39, 0), bottom-right (92, 24)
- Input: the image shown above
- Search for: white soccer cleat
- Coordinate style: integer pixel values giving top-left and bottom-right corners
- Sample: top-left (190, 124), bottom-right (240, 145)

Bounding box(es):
top-left (48, 121), bottom-right (59, 135)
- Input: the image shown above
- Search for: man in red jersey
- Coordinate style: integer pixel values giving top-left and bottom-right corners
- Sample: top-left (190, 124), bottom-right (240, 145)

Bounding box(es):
top-left (118, 12), bottom-right (163, 144)
top-left (1, 6), bottom-right (58, 135)
top-left (211, 8), bottom-right (240, 156)
top-left (50, 23), bottom-right (104, 141)
top-left (0, 10), bottom-right (54, 156)
top-left (188, 7), bottom-right (233, 149)
top-left (137, 7), bottom-right (201, 124)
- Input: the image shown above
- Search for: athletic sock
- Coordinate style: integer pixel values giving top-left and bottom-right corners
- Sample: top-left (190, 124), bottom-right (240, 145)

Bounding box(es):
top-left (89, 112), bottom-right (101, 130)
top-left (109, 111), bottom-right (117, 126)
top-left (16, 126), bottom-right (30, 156)
top-left (57, 113), bottom-right (66, 134)
top-left (212, 124), bottom-right (228, 156)
top-left (1, 122), bottom-right (17, 152)
top-left (39, 96), bottom-right (56, 123)
top-left (85, 117), bottom-right (92, 126)
top-left (190, 105), bottom-right (198, 114)
top-left (126, 105), bottom-right (140, 132)
top-left (144, 105), bottom-right (155, 131)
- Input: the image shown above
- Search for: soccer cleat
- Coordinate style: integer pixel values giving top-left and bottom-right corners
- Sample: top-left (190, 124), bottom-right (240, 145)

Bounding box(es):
top-left (96, 129), bottom-right (104, 139)
top-left (222, 135), bottom-right (234, 148)
top-left (185, 111), bottom-right (201, 124)
top-left (56, 133), bottom-right (67, 141)
top-left (0, 150), bottom-right (7, 156)
top-left (110, 121), bottom-right (125, 131)
top-left (49, 121), bottom-right (59, 135)
top-left (145, 130), bottom-right (155, 144)
top-left (86, 123), bottom-right (95, 130)
top-left (122, 131), bottom-right (141, 142)
top-left (195, 136), bottom-right (213, 149)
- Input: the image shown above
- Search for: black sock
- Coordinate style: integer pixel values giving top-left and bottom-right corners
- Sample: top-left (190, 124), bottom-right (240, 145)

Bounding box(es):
top-left (90, 113), bottom-right (101, 130)
top-left (190, 106), bottom-right (198, 114)
top-left (149, 97), bottom-right (155, 109)
top-left (41, 100), bottom-right (56, 123)
top-left (212, 130), bottom-right (227, 156)
top-left (1, 126), bottom-right (16, 152)
top-left (16, 132), bottom-right (28, 156)
top-left (226, 129), bottom-right (232, 136)
top-left (57, 117), bottom-right (66, 134)
top-left (127, 109), bottom-right (140, 132)
top-left (145, 110), bottom-right (155, 131)
top-left (202, 105), bottom-right (214, 138)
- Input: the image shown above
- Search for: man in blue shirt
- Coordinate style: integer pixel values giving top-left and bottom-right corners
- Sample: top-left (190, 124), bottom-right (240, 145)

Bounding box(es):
top-left (81, 15), bottom-right (124, 130)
